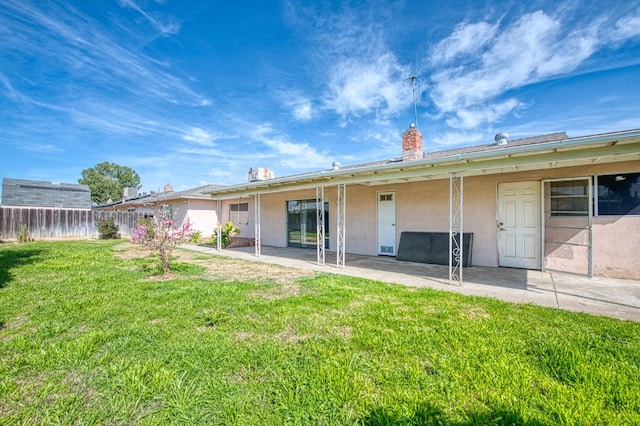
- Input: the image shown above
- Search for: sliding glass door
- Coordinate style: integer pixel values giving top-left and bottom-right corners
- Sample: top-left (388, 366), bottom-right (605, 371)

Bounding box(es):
top-left (287, 199), bottom-right (329, 248)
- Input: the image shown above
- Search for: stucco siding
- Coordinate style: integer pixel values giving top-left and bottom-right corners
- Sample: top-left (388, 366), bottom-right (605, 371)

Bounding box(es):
top-left (185, 199), bottom-right (218, 237)
top-left (220, 159), bottom-right (639, 279)
top-left (592, 216), bottom-right (640, 279)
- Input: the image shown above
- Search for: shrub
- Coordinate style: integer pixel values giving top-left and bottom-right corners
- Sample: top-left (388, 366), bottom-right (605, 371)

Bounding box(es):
top-left (136, 217), bottom-right (155, 239)
top-left (212, 221), bottom-right (239, 248)
top-left (189, 230), bottom-right (202, 244)
top-left (97, 217), bottom-right (120, 239)
top-left (17, 224), bottom-right (33, 243)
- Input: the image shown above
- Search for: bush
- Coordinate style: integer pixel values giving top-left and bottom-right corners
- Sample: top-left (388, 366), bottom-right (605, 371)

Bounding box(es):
top-left (97, 217), bottom-right (120, 239)
top-left (189, 230), bottom-right (202, 244)
top-left (212, 221), bottom-right (239, 248)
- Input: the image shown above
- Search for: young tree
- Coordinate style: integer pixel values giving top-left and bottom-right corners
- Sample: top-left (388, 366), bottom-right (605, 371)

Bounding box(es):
top-left (79, 162), bottom-right (141, 204)
top-left (131, 206), bottom-right (194, 275)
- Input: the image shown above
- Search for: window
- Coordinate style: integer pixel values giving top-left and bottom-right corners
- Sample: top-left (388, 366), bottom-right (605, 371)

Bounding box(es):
top-left (597, 173), bottom-right (640, 215)
top-left (229, 202), bottom-right (249, 225)
top-left (549, 180), bottom-right (589, 216)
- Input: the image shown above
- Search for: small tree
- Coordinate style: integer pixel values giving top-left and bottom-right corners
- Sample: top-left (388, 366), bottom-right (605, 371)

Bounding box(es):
top-left (131, 207), bottom-right (194, 274)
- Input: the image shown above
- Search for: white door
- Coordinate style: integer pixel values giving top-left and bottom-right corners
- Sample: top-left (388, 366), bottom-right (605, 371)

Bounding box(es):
top-left (497, 181), bottom-right (541, 269)
top-left (377, 192), bottom-right (396, 255)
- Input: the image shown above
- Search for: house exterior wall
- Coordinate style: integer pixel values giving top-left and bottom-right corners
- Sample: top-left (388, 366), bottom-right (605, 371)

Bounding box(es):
top-left (221, 159), bottom-right (639, 279)
top-left (184, 199), bottom-right (218, 237)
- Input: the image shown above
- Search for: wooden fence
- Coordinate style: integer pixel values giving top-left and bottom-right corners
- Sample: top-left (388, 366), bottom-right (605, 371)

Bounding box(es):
top-left (0, 207), bottom-right (144, 240)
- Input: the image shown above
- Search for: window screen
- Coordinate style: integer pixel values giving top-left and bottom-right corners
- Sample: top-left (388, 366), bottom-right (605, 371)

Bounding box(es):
top-left (229, 202), bottom-right (249, 225)
top-left (549, 180), bottom-right (589, 216)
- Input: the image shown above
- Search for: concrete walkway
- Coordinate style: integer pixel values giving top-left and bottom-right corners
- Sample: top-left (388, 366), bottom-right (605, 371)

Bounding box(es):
top-left (182, 245), bottom-right (640, 322)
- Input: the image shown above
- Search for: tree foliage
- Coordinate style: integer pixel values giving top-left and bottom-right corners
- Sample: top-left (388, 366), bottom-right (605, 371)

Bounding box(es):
top-left (79, 162), bottom-right (141, 204)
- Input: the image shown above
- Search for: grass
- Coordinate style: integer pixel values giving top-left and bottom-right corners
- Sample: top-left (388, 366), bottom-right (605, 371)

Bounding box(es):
top-left (0, 240), bottom-right (639, 425)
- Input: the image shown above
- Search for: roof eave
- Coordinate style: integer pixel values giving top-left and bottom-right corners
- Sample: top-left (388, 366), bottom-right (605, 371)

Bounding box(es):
top-left (204, 128), bottom-right (640, 198)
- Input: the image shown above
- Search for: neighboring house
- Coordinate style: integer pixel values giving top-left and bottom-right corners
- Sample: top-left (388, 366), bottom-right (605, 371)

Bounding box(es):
top-left (1, 178), bottom-right (91, 209)
top-left (94, 184), bottom-right (221, 237)
top-left (204, 127), bottom-right (640, 280)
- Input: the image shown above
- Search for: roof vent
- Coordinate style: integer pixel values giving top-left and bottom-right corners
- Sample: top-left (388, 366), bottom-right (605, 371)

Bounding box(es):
top-left (495, 132), bottom-right (509, 145)
top-left (332, 161), bottom-right (341, 170)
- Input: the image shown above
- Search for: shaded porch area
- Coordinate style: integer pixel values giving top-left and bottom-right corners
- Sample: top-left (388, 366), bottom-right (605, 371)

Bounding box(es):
top-left (183, 244), bottom-right (640, 322)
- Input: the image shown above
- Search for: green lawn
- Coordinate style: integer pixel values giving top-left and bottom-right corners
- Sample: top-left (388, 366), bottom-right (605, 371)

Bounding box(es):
top-left (1, 241), bottom-right (639, 425)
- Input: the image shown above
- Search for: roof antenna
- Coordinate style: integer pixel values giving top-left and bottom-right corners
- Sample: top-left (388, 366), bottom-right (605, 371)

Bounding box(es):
top-left (404, 75), bottom-right (419, 129)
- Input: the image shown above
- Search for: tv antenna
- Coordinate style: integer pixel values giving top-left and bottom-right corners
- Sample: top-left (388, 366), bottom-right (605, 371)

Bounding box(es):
top-left (404, 75), bottom-right (419, 129)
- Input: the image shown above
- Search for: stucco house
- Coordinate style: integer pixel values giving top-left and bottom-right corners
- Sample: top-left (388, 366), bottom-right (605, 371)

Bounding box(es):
top-left (94, 184), bottom-right (221, 238)
top-left (204, 127), bottom-right (640, 281)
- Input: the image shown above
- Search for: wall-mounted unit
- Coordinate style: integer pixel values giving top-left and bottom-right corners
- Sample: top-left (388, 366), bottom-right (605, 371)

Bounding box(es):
top-left (248, 167), bottom-right (275, 182)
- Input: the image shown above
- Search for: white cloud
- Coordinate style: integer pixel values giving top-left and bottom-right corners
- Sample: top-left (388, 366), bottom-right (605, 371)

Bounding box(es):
top-left (430, 21), bottom-right (497, 65)
top-left (427, 10), bottom-right (605, 129)
top-left (182, 127), bottom-right (215, 146)
top-left (117, 0), bottom-right (181, 35)
top-left (324, 53), bottom-right (409, 118)
top-left (292, 101), bottom-right (313, 121)
top-left (20, 143), bottom-right (64, 153)
top-left (250, 124), bottom-right (333, 169)
top-left (446, 98), bottom-right (522, 129)
top-left (0, 1), bottom-right (207, 108)
top-left (611, 10), bottom-right (640, 40)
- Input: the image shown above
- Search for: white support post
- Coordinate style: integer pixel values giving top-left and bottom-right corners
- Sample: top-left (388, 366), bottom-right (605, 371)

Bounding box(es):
top-left (216, 198), bottom-right (222, 251)
top-left (254, 194), bottom-right (261, 257)
top-left (316, 186), bottom-right (325, 265)
top-left (449, 173), bottom-right (463, 285)
top-left (337, 183), bottom-right (346, 267)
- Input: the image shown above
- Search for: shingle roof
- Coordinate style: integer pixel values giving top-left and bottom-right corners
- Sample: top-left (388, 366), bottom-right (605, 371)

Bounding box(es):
top-left (93, 184), bottom-right (221, 209)
top-left (1, 178), bottom-right (92, 209)
top-left (336, 132), bottom-right (569, 171)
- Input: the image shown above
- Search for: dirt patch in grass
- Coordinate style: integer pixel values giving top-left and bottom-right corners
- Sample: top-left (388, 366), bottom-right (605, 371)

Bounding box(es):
top-left (173, 248), bottom-right (315, 285)
top-left (251, 283), bottom-right (301, 300)
top-left (274, 329), bottom-right (308, 344)
top-left (113, 242), bottom-right (149, 261)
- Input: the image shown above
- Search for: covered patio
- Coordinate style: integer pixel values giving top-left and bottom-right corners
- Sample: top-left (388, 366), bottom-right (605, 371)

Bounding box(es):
top-left (183, 244), bottom-right (640, 322)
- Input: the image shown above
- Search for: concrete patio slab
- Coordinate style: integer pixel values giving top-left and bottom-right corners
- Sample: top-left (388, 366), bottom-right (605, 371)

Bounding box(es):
top-left (182, 244), bottom-right (640, 322)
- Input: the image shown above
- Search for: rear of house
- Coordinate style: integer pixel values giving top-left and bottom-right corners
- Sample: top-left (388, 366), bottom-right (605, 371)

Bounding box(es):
top-left (208, 128), bottom-right (640, 280)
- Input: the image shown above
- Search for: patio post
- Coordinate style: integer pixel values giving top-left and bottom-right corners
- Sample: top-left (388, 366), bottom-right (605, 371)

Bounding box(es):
top-left (337, 183), bottom-right (346, 267)
top-left (254, 193), bottom-right (261, 257)
top-left (449, 173), bottom-right (463, 285)
top-left (216, 198), bottom-right (222, 251)
top-left (316, 186), bottom-right (325, 265)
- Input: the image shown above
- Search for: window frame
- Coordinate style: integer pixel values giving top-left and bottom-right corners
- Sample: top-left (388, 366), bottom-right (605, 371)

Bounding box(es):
top-left (595, 172), bottom-right (640, 216)
top-left (229, 202), bottom-right (249, 225)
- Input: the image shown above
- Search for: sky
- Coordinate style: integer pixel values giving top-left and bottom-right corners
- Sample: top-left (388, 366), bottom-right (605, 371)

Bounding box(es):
top-left (1, 0), bottom-right (639, 195)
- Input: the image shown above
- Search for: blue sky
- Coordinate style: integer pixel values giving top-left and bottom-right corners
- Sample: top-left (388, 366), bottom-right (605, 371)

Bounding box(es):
top-left (1, 0), bottom-right (639, 194)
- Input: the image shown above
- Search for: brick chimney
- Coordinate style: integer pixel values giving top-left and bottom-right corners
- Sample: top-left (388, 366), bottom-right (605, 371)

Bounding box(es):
top-left (163, 183), bottom-right (173, 192)
top-left (402, 124), bottom-right (423, 161)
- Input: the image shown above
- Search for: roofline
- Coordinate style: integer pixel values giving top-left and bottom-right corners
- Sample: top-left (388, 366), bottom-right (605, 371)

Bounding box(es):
top-left (204, 128), bottom-right (640, 198)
